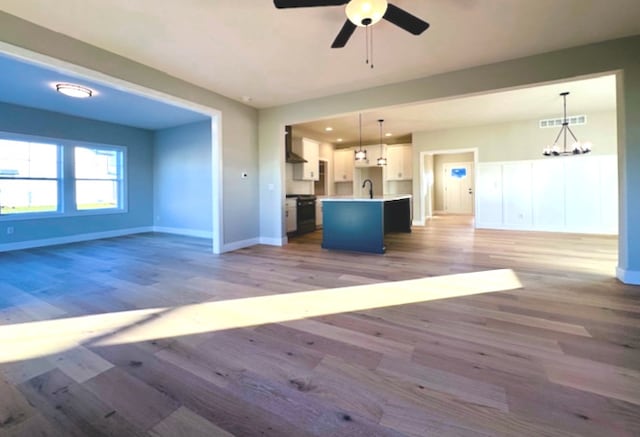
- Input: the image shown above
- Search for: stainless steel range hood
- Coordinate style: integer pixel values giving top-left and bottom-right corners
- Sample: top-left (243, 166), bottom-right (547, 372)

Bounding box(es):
top-left (285, 125), bottom-right (307, 163)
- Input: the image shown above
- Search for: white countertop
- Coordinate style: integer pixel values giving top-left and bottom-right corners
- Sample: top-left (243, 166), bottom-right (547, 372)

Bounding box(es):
top-left (320, 194), bottom-right (412, 202)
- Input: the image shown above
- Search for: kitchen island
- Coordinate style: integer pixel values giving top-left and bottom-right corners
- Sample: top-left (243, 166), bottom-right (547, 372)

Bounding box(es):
top-left (321, 195), bottom-right (411, 254)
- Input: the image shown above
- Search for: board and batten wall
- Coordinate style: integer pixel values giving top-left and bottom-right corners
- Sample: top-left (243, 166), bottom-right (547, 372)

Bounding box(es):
top-left (413, 110), bottom-right (617, 234)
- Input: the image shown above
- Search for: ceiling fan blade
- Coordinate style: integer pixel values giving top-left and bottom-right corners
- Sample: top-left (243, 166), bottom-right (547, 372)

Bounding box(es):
top-left (274, 0), bottom-right (348, 8)
top-left (383, 3), bottom-right (430, 35)
top-left (331, 19), bottom-right (357, 48)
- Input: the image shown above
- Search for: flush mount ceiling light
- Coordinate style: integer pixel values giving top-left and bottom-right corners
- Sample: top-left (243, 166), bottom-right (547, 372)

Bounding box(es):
top-left (543, 92), bottom-right (592, 156)
top-left (354, 113), bottom-right (367, 161)
top-left (325, 126), bottom-right (334, 131)
top-left (55, 83), bottom-right (94, 98)
top-left (376, 119), bottom-right (387, 166)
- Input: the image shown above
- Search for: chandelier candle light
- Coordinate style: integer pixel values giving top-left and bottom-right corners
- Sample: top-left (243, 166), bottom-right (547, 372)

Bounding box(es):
top-left (543, 92), bottom-right (592, 156)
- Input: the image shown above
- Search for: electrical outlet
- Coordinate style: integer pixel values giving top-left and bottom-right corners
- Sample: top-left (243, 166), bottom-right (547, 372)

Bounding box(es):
top-left (6, 226), bottom-right (14, 235)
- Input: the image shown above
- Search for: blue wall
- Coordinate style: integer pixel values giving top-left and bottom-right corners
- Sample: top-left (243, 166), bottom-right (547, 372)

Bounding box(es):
top-left (0, 102), bottom-right (154, 244)
top-left (153, 121), bottom-right (212, 233)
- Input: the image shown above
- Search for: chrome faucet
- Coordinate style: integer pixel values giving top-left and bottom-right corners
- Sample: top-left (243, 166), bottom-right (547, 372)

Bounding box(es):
top-left (362, 179), bottom-right (373, 199)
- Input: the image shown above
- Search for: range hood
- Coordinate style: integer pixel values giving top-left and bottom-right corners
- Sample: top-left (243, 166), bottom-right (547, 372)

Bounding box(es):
top-left (285, 125), bottom-right (307, 163)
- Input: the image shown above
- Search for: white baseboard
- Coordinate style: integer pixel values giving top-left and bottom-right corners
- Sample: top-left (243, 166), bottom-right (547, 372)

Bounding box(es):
top-left (475, 222), bottom-right (618, 235)
top-left (153, 226), bottom-right (213, 239)
top-left (616, 267), bottom-right (640, 285)
top-left (259, 236), bottom-right (287, 246)
top-left (0, 227), bottom-right (153, 252)
top-left (412, 219), bottom-right (425, 226)
top-left (223, 237), bottom-right (260, 252)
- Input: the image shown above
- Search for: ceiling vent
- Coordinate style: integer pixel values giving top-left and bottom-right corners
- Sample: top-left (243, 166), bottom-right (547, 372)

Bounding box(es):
top-left (539, 115), bottom-right (587, 129)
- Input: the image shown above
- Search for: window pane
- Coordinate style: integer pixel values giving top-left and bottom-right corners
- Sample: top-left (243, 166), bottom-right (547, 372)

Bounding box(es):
top-left (76, 180), bottom-right (119, 210)
top-left (0, 139), bottom-right (58, 178)
top-left (75, 147), bottom-right (120, 179)
top-left (0, 179), bottom-right (58, 214)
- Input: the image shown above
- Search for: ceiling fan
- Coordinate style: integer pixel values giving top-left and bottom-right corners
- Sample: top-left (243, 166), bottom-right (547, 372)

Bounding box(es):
top-left (273, 0), bottom-right (430, 49)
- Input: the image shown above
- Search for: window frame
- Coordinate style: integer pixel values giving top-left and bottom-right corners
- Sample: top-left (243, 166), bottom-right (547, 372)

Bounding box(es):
top-left (0, 132), bottom-right (128, 222)
top-left (72, 143), bottom-right (127, 215)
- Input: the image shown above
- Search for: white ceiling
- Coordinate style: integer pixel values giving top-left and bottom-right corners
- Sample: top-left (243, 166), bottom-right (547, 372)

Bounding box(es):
top-left (294, 74), bottom-right (618, 146)
top-left (1, 0), bottom-right (639, 109)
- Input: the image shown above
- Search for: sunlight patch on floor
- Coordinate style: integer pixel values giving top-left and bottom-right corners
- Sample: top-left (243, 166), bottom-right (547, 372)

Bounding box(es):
top-left (0, 269), bottom-right (522, 363)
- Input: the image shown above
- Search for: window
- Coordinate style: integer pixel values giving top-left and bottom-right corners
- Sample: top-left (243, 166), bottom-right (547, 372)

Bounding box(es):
top-left (0, 139), bottom-right (60, 215)
top-left (75, 146), bottom-right (124, 210)
top-left (0, 134), bottom-right (126, 219)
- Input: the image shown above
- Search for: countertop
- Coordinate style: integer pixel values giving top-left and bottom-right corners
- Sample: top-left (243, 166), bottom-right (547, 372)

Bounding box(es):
top-left (320, 194), bottom-right (411, 202)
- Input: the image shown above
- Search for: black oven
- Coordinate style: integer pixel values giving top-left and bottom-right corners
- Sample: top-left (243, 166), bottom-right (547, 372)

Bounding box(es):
top-left (295, 195), bottom-right (316, 234)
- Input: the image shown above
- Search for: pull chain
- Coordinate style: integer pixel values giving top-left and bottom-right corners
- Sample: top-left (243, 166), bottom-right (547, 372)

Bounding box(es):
top-left (365, 25), bottom-right (369, 66)
top-left (370, 25), bottom-right (374, 69)
top-left (364, 25), bottom-right (375, 68)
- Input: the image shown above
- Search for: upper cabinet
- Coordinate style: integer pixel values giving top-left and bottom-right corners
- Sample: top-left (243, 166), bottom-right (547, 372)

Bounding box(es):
top-left (333, 149), bottom-right (354, 182)
top-left (292, 137), bottom-right (319, 181)
top-left (385, 144), bottom-right (413, 180)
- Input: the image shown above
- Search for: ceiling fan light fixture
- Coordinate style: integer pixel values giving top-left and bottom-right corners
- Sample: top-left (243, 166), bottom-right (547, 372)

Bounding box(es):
top-left (346, 0), bottom-right (388, 27)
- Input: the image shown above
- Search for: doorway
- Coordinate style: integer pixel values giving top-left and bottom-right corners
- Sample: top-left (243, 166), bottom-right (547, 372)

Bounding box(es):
top-left (314, 159), bottom-right (329, 196)
top-left (419, 148), bottom-right (477, 223)
top-left (443, 162), bottom-right (474, 214)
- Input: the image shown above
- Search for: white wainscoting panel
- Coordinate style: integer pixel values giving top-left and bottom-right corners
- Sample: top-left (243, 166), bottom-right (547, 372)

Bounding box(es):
top-left (477, 155), bottom-right (617, 234)
top-left (532, 159), bottom-right (565, 229)
top-left (599, 155), bottom-right (618, 232)
top-left (564, 156), bottom-right (601, 232)
top-left (503, 162), bottom-right (532, 227)
top-left (476, 163), bottom-right (503, 227)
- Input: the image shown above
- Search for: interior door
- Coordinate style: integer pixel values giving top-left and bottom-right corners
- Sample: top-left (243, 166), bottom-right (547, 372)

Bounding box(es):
top-left (444, 162), bottom-right (474, 214)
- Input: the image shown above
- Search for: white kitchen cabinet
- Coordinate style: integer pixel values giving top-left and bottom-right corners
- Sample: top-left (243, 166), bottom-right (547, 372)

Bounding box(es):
top-left (333, 149), bottom-right (354, 182)
top-left (285, 198), bottom-right (297, 233)
top-left (293, 137), bottom-right (319, 181)
top-left (386, 144), bottom-right (413, 180)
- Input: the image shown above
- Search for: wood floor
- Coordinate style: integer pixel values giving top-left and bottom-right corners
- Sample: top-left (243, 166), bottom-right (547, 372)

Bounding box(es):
top-left (1, 216), bottom-right (639, 436)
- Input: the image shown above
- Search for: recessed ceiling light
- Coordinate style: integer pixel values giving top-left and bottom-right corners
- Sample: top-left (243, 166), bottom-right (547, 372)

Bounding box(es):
top-left (336, 138), bottom-right (343, 142)
top-left (55, 83), bottom-right (93, 98)
top-left (385, 132), bottom-right (393, 137)
top-left (325, 127), bottom-right (333, 132)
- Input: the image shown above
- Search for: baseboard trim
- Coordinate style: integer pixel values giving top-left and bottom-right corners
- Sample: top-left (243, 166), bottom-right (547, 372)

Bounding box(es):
top-left (616, 267), bottom-right (640, 285)
top-left (223, 237), bottom-right (260, 252)
top-left (0, 227), bottom-right (153, 252)
top-left (153, 226), bottom-right (212, 239)
top-left (475, 222), bottom-right (618, 235)
top-left (412, 219), bottom-right (425, 226)
top-left (259, 236), bottom-right (287, 247)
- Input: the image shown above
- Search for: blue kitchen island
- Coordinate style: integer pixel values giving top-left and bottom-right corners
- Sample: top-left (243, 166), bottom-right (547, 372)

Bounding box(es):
top-left (321, 195), bottom-right (412, 254)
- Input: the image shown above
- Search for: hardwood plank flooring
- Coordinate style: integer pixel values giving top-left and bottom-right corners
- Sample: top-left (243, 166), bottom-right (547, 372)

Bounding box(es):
top-left (1, 215), bottom-right (639, 436)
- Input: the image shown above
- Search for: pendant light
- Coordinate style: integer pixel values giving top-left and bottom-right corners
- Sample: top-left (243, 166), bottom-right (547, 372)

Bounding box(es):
top-left (354, 113), bottom-right (367, 161)
top-left (376, 119), bottom-right (387, 166)
top-left (543, 92), bottom-right (592, 156)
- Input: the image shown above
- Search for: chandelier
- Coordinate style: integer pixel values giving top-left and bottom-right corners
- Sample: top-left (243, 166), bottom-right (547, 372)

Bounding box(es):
top-left (543, 92), bottom-right (592, 156)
